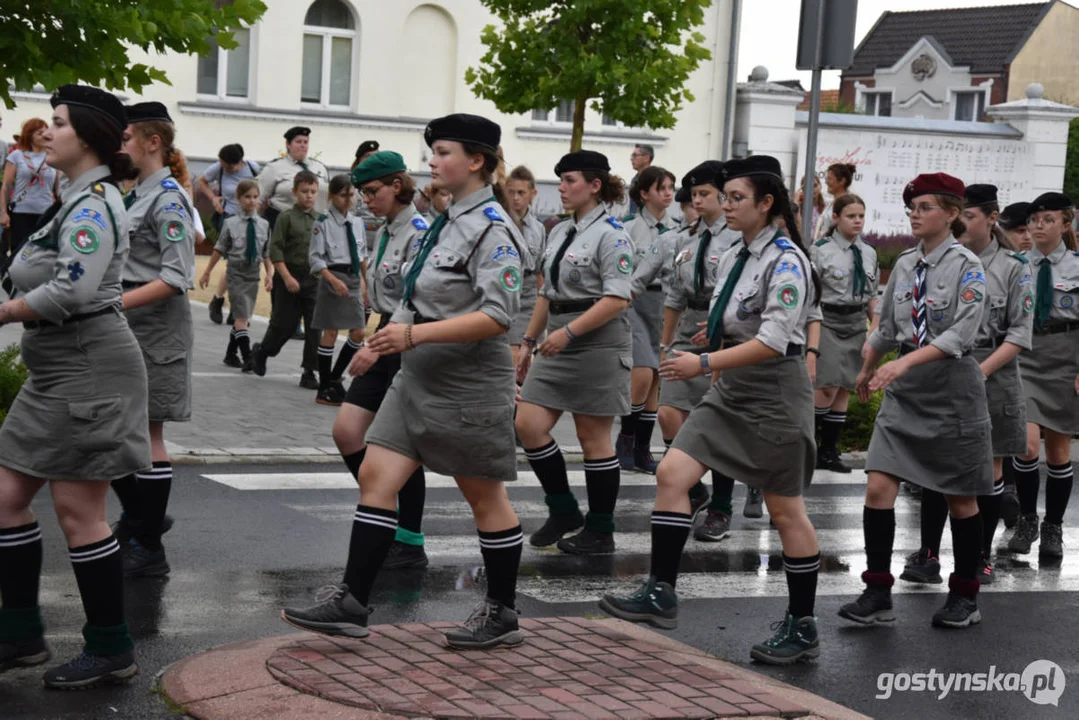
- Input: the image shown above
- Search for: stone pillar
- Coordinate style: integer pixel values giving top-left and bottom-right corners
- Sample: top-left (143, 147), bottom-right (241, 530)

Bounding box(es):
top-left (732, 66), bottom-right (804, 183)
top-left (986, 83), bottom-right (1079, 197)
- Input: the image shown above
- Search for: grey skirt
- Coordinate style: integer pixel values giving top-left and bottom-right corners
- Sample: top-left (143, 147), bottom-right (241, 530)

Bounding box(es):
top-left (815, 309), bottom-right (867, 390)
top-left (0, 312), bottom-right (151, 480)
top-left (866, 354), bottom-right (993, 495)
top-left (520, 308), bottom-right (632, 416)
top-left (226, 263), bottom-right (260, 320)
top-left (629, 289), bottom-right (664, 369)
top-left (128, 292), bottom-right (193, 423)
top-left (659, 307), bottom-right (710, 413)
top-left (507, 275), bottom-right (538, 346)
top-left (671, 355), bottom-right (815, 496)
top-left (1019, 329), bottom-right (1079, 435)
top-left (972, 348), bottom-right (1027, 456)
top-left (312, 270), bottom-right (365, 330)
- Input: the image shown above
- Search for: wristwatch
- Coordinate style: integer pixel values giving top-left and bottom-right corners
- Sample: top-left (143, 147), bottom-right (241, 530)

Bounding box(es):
top-left (806, 347), bottom-right (821, 357)
top-left (699, 353), bottom-right (710, 371)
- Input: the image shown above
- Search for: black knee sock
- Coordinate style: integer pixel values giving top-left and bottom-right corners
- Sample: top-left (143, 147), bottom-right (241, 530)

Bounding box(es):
top-left (1001, 457), bottom-right (1015, 488)
top-left (635, 410), bottom-right (657, 453)
top-left (978, 479), bottom-right (1004, 554)
top-left (950, 513), bottom-right (983, 581)
top-left (134, 462), bottom-right (172, 551)
top-left (785, 553), bottom-right (820, 618)
top-left (1045, 462), bottom-right (1073, 525)
top-left (226, 328), bottom-right (238, 357)
top-left (236, 330), bottom-right (251, 362)
top-left (69, 535), bottom-right (132, 655)
top-left (343, 505), bottom-right (398, 606)
top-left (709, 471), bottom-right (735, 515)
top-left (111, 474), bottom-right (140, 523)
top-left (814, 406), bottom-right (830, 443)
top-left (396, 468), bottom-right (426, 536)
top-left (1013, 457), bottom-right (1040, 515)
top-left (584, 456), bottom-right (620, 532)
top-left (620, 403), bottom-right (644, 439)
top-left (525, 441), bottom-right (578, 515)
top-left (864, 507), bottom-right (896, 574)
top-left (820, 412), bottom-right (846, 453)
top-left (650, 511), bottom-right (692, 587)
top-left (919, 488), bottom-right (949, 556)
top-left (317, 344), bottom-right (335, 389)
top-left (343, 448), bottom-right (366, 479)
top-left (0, 522), bottom-right (42, 610)
top-left (478, 526), bottom-right (523, 609)
top-left (332, 338), bottom-right (363, 381)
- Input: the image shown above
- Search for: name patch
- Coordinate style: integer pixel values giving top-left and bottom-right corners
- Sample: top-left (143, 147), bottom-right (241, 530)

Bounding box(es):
top-left (160, 201), bottom-right (189, 219)
top-left (961, 269), bottom-right (986, 285)
top-left (71, 207), bottom-right (107, 230)
top-left (774, 259), bottom-right (803, 280)
top-left (490, 244), bottom-right (520, 262)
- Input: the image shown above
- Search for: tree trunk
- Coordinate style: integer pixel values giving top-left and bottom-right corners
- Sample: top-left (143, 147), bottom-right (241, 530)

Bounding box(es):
top-left (570, 94), bottom-right (587, 151)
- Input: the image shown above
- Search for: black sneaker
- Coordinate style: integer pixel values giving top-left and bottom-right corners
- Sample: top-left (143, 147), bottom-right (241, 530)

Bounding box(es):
top-left (382, 541), bottom-right (429, 570)
top-left (634, 450), bottom-right (658, 474)
top-left (838, 585), bottom-right (895, 625)
top-left (743, 487), bottom-right (764, 519)
top-left (816, 449), bottom-right (851, 474)
top-left (931, 592), bottom-right (981, 628)
top-left (598, 576), bottom-right (678, 629)
top-left (280, 584), bottom-right (371, 638)
top-left (250, 343), bottom-right (268, 377)
top-left (529, 511), bottom-right (584, 547)
top-left (122, 541), bottom-right (169, 578)
top-left (557, 527), bottom-right (615, 555)
top-left (615, 434), bottom-right (635, 471)
top-left (1008, 513), bottom-right (1040, 554)
top-left (1000, 484), bottom-right (1020, 529)
top-left (900, 548), bottom-right (942, 584)
top-left (688, 483), bottom-right (710, 522)
top-left (444, 598), bottom-right (523, 649)
top-left (225, 310), bottom-right (234, 326)
top-left (980, 555), bottom-right (995, 585)
top-left (223, 354), bottom-right (243, 369)
top-left (241, 357), bottom-right (254, 373)
top-left (0, 635), bottom-right (50, 673)
top-left (316, 386), bottom-right (345, 406)
top-left (111, 514), bottom-right (174, 547)
top-left (43, 651), bottom-right (137, 690)
top-left (750, 613), bottom-right (819, 665)
top-left (694, 510), bottom-right (731, 542)
top-left (1040, 521), bottom-right (1064, 559)
top-left (208, 296), bottom-right (224, 325)
top-left (299, 371), bottom-right (320, 390)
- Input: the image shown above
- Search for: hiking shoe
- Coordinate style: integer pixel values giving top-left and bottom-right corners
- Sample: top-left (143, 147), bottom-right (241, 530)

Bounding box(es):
top-left (557, 527), bottom-right (615, 555)
top-left (299, 371), bottom-right (320, 390)
top-left (382, 541), bottom-right (429, 570)
top-left (208, 296), bottom-right (224, 325)
top-left (634, 450), bottom-right (658, 474)
top-left (281, 584), bottom-right (371, 638)
top-left (688, 482), bottom-right (710, 522)
top-left (615, 434), bottom-right (635, 471)
top-left (250, 343), bottom-right (268, 377)
top-left (111, 514), bottom-right (174, 547)
top-left (900, 548), bottom-right (942, 584)
top-left (838, 585), bottom-right (895, 625)
top-left (1000, 484), bottom-right (1020, 529)
top-left (444, 598), bottom-right (523, 649)
top-left (743, 487), bottom-right (764, 518)
top-left (43, 651), bottom-right (137, 690)
top-left (529, 511), bottom-right (584, 547)
top-left (931, 593), bottom-right (981, 629)
top-left (122, 541), bottom-right (169, 578)
top-left (0, 636), bottom-right (50, 673)
top-left (598, 576), bottom-right (678, 629)
top-left (242, 357), bottom-right (254, 373)
top-left (980, 555), bottom-right (994, 585)
top-left (223, 354), bottom-right (243, 369)
top-left (750, 613), bottom-right (819, 665)
top-left (694, 510), bottom-right (731, 542)
top-left (1008, 513), bottom-right (1040, 554)
top-left (816, 449), bottom-right (851, 474)
top-left (316, 386), bottom-right (345, 406)
top-left (1040, 521), bottom-right (1064, 559)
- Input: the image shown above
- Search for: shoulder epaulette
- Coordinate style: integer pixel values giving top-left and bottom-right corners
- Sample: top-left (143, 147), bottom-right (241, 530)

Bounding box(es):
top-left (621, 213), bottom-right (636, 222)
top-left (483, 206), bottom-right (504, 223)
top-left (814, 237), bottom-right (829, 247)
top-left (773, 236), bottom-right (795, 250)
top-left (160, 178), bottom-right (180, 191)
top-left (90, 183), bottom-right (107, 199)
top-left (1010, 251), bottom-right (1029, 264)
top-left (606, 216), bottom-right (624, 230)
top-left (411, 216), bottom-right (429, 231)
top-left (317, 213), bottom-right (328, 222)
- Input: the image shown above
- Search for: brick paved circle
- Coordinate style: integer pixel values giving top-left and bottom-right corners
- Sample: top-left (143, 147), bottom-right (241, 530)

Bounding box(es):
top-left (265, 617), bottom-right (810, 719)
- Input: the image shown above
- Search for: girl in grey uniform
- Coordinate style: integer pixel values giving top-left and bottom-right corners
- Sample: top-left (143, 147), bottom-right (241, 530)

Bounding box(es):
top-left (676, 185), bottom-right (698, 232)
top-left (114, 102), bottom-right (196, 579)
top-left (617, 166), bottom-right (676, 475)
top-left (283, 114), bottom-right (526, 650)
top-left (516, 150), bottom-right (633, 556)
top-left (811, 194), bottom-right (879, 473)
top-left (905, 184), bottom-right (1032, 586)
top-left (1009, 192), bottom-right (1078, 560)
top-left (0, 84), bottom-right (149, 689)
top-left (1000, 202), bottom-right (1033, 252)
top-left (839, 173), bottom-right (993, 630)
top-left (309, 175), bottom-right (368, 406)
top-left (332, 151), bottom-right (429, 570)
top-left (601, 155), bottom-right (823, 665)
top-left (505, 166), bottom-right (547, 370)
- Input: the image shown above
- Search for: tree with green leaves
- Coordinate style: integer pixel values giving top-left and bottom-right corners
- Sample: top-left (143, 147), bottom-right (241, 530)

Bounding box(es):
top-left (466, 0), bottom-right (713, 151)
top-left (0, 0), bottom-right (267, 109)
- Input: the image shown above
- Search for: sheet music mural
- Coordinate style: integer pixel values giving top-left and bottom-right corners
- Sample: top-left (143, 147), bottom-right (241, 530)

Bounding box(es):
top-left (797, 128), bottom-right (1036, 235)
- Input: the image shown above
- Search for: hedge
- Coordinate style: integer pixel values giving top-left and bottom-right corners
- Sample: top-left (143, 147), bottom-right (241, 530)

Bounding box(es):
top-left (0, 344), bottom-right (28, 427)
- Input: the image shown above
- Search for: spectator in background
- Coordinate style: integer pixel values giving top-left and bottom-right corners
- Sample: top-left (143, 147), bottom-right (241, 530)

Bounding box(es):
top-left (815, 162), bottom-right (856, 239)
top-left (0, 118), bottom-right (59, 269)
top-left (351, 140), bottom-right (381, 252)
top-left (259, 126), bottom-right (330, 228)
top-left (794, 175), bottom-right (825, 240)
top-left (421, 182), bottom-right (451, 223)
top-left (627, 144), bottom-right (654, 214)
top-left (201, 143), bottom-right (260, 324)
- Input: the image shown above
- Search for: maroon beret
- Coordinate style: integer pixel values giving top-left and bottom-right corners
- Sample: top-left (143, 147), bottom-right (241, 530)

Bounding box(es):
top-left (902, 173), bottom-right (966, 208)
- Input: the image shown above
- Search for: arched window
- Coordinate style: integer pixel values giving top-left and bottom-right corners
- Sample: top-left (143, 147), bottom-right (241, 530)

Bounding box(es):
top-left (301, 0), bottom-right (357, 108)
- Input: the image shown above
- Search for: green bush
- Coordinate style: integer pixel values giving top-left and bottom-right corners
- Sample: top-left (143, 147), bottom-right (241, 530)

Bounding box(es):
top-left (837, 350), bottom-right (897, 451)
top-left (0, 344), bottom-right (28, 427)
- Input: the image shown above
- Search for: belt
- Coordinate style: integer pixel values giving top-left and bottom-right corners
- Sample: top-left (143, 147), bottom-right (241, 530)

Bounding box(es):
top-left (549, 298), bottom-right (599, 315)
top-left (24, 305), bottom-right (119, 330)
top-left (645, 284), bottom-right (663, 293)
top-left (1034, 321), bottom-right (1079, 336)
top-left (899, 343), bottom-right (971, 357)
top-left (974, 336), bottom-right (1008, 349)
top-left (686, 297), bottom-right (711, 311)
top-left (327, 264), bottom-right (356, 276)
top-left (121, 280), bottom-right (145, 289)
top-left (721, 338), bottom-right (804, 357)
top-left (821, 303), bottom-right (866, 316)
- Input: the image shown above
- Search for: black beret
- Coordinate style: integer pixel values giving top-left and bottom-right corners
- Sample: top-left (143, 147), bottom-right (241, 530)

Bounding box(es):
top-left (718, 155), bottom-right (783, 185)
top-left (51, 84), bottom-right (125, 130)
top-left (125, 101), bottom-right (172, 124)
top-left (1028, 192), bottom-right (1074, 214)
top-left (999, 202), bottom-right (1031, 230)
top-left (554, 150), bottom-right (610, 177)
top-left (284, 126), bottom-right (311, 142)
top-left (424, 113), bottom-right (500, 152)
top-left (355, 140), bottom-right (380, 159)
top-left (965, 184), bottom-right (998, 208)
top-left (675, 186), bottom-right (691, 204)
top-left (902, 173), bottom-right (965, 207)
top-left (682, 161), bottom-right (724, 190)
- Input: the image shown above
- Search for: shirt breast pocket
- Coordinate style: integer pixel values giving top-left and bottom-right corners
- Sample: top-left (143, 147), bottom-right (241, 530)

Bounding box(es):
top-left (733, 284), bottom-right (762, 320)
top-left (432, 252), bottom-right (468, 275)
top-left (1054, 280), bottom-right (1079, 310)
top-left (926, 295), bottom-right (953, 326)
top-left (893, 287), bottom-right (913, 306)
top-left (988, 296), bottom-right (1007, 324)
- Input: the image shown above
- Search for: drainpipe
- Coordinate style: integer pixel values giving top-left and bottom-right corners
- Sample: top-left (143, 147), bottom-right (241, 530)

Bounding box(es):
top-left (720, 0), bottom-right (743, 160)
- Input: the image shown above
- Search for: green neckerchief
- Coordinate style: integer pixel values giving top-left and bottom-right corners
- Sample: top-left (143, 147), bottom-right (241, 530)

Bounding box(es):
top-left (1035, 258), bottom-right (1053, 329)
top-left (244, 218), bottom-right (258, 264)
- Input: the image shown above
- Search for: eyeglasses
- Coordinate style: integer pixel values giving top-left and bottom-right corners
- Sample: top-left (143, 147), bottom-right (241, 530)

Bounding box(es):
top-left (719, 192), bottom-right (751, 206)
top-left (1028, 214), bottom-right (1059, 226)
top-left (905, 203), bottom-right (941, 216)
top-left (359, 184), bottom-right (384, 199)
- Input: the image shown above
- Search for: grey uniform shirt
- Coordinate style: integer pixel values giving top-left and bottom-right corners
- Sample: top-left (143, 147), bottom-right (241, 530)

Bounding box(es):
top-left (203, 160), bottom-right (259, 216)
top-left (368, 203), bottom-right (427, 315)
top-left (393, 185), bottom-right (523, 329)
top-left (1026, 240), bottom-right (1079, 321)
top-left (869, 236), bottom-right (988, 358)
top-left (258, 155), bottom-right (330, 213)
top-left (711, 224), bottom-right (816, 353)
top-left (666, 216), bottom-right (741, 311)
top-left (352, 196), bottom-right (381, 252)
top-left (540, 204), bottom-right (634, 302)
top-left (215, 213), bottom-right (270, 273)
top-left (124, 166), bottom-right (195, 290)
top-left (309, 206), bottom-right (367, 275)
top-left (627, 207), bottom-right (677, 297)
top-left (11, 166), bottom-right (128, 324)
top-left (810, 232), bottom-right (879, 307)
top-left (975, 239), bottom-right (1033, 349)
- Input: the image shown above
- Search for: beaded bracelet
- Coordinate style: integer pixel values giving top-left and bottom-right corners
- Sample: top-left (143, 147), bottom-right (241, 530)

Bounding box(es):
top-left (404, 324), bottom-right (414, 351)
top-left (564, 324), bottom-right (577, 342)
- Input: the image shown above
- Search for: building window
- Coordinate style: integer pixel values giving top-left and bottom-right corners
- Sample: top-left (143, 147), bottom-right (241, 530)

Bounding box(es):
top-left (533, 100), bottom-right (575, 124)
top-left (954, 91), bottom-right (986, 122)
top-left (301, 0), bottom-right (356, 108)
top-left (197, 27), bottom-right (252, 99)
top-left (863, 91), bottom-right (892, 117)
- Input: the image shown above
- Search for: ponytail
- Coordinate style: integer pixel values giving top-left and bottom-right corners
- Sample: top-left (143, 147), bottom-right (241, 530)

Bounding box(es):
top-left (166, 147), bottom-right (191, 191)
top-left (461, 141), bottom-right (511, 215)
top-left (749, 174), bottom-right (821, 306)
top-left (990, 223), bottom-right (1014, 251)
top-left (1064, 209), bottom-right (1077, 251)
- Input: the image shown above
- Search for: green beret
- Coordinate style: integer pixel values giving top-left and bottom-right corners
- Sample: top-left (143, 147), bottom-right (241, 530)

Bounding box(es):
top-left (350, 151), bottom-right (407, 187)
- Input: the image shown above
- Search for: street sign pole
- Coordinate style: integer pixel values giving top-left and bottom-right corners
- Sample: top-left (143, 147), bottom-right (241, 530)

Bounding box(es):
top-left (801, 0), bottom-right (826, 242)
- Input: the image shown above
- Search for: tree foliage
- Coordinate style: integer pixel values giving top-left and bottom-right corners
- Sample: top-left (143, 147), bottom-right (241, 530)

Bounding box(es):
top-left (1065, 117), bottom-right (1079, 204)
top-left (465, 0), bottom-right (713, 151)
top-left (0, 0), bottom-right (267, 109)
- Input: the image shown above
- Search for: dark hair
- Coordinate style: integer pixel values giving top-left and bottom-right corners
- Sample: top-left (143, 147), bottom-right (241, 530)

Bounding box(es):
top-left (934, 194), bottom-right (967, 239)
top-left (66, 105), bottom-right (132, 181)
top-left (629, 166), bottom-right (676, 209)
top-left (635, 144), bottom-right (655, 161)
top-left (218, 143), bottom-right (244, 165)
top-left (965, 201), bottom-right (1013, 249)
top-left (461, 141), bottom-right (510, 210)
top-left (746, 174), bottom-right (821, 306)
top-left (328, 174), bottom-right (352, 196)
top-left (827, 163), bottom-right (856, 190)
top-left (1064, 209), bottom-right (1077, 251)
top-left (293, 170), bottom-right (319, 189)
top-left (581, 170), bottom-right (626, 205)
top-left (509, 165), bottom-right (536, 188)
top-left (235, 179), bottom-right (259, 199)
top-left (824, 193), bottom-right (866, 237)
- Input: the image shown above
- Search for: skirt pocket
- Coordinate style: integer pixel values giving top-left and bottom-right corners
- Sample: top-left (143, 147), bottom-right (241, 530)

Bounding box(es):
top-left (754, 424), bottom-right (803, 472)
top-left (68, 395), bottom-right (125, 453)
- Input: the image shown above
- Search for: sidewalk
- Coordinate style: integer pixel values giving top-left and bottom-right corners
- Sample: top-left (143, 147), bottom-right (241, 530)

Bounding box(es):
top-left (159, 618), bottom-right (869, 720)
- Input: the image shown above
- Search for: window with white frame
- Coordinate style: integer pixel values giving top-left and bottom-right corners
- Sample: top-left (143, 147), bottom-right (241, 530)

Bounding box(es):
top-left (301, 0), bottom-right (356, 108)
top-left (862, 91), bottom-right (892, 117)
top-left (197, 27), bottom-right (252, 99)
top-left (533, 100), bottom-right (575, 124)
top-left (954, 90), bottom-right (986, 122)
